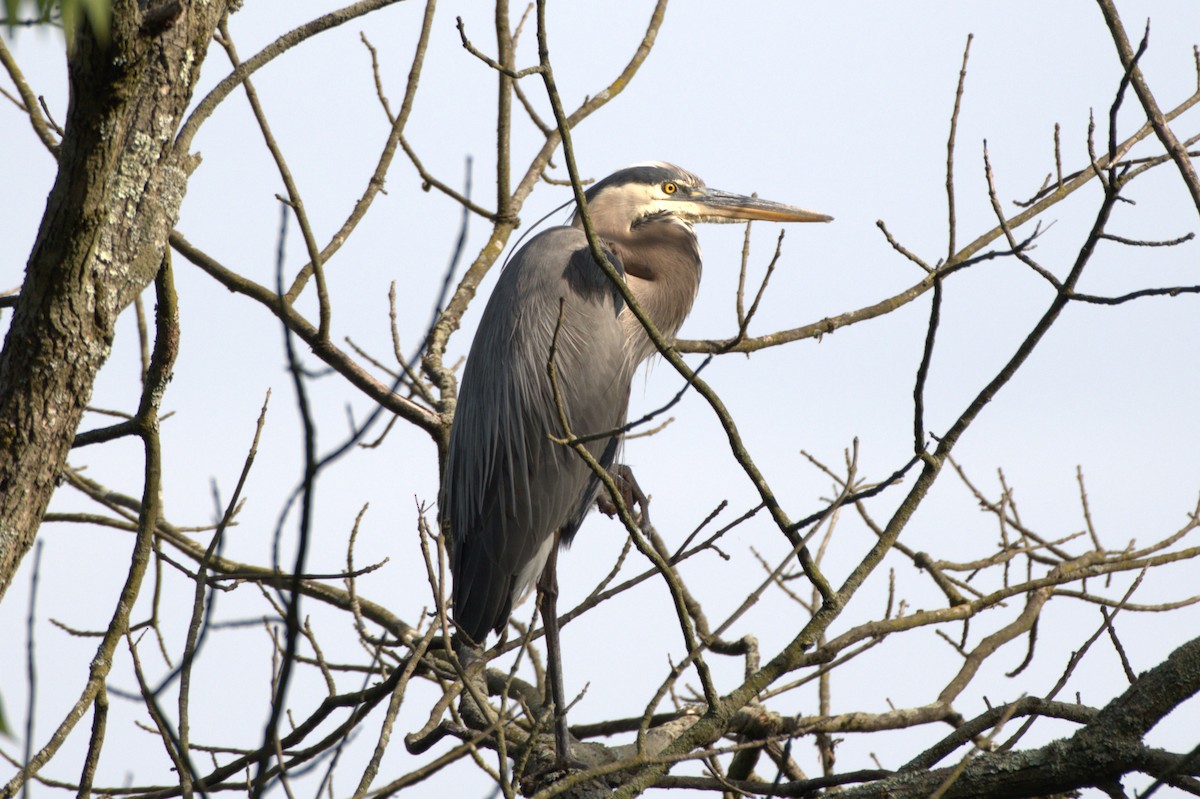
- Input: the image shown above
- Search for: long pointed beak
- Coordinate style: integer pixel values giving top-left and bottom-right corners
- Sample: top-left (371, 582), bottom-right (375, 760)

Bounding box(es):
top-left (684, 187), bottom-right (832, 224)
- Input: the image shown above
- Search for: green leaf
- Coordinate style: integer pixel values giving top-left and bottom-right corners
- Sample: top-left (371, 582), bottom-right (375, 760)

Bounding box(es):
top-left (58, 0), bottom-right (77, 48)
top-left (78, 0), bottom-right (108, 45)
top-left (0, 692), bottom-right (12, 740)
top-left (3, 0), bottom-right (111, 46)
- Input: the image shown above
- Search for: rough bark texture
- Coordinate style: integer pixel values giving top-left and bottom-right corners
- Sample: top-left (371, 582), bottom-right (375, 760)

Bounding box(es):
top-left (0, 0), bottom-right (229, 602)
top-left (836, 635), bottom-right (1200, 799)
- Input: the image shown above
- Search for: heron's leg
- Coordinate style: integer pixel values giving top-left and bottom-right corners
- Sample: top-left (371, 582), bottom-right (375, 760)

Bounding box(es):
top-left (596, 463), bottom-right (652, 527)
top-left (537, 534), bottom-right (572, 767)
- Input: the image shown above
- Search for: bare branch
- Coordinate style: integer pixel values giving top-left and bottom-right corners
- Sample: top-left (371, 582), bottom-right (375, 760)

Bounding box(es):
top-left (1097, 5), bottom-right (1200, 216)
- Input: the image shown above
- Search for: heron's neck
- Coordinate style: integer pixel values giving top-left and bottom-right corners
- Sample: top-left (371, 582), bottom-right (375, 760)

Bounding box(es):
top-left (605, 226), bottom-right (702, 366)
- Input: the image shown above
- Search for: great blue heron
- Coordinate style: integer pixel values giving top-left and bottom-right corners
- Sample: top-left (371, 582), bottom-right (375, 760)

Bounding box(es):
top-left (440, 161), bottom-right (829, 756)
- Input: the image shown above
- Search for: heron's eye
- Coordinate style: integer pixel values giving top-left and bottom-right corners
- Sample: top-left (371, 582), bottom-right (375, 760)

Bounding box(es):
top-left (662, 181), bottom-right (678, 195)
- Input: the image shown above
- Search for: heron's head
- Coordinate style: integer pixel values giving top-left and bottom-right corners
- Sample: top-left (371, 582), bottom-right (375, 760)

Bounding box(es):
top-left (572, 161), bottom-right (832, 235)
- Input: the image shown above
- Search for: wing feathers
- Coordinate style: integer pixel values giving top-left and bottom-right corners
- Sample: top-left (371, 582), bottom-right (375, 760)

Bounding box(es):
top-left (441, 227), bottom-right (630, 642)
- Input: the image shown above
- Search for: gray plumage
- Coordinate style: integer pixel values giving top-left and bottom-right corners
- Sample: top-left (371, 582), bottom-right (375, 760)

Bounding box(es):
top-left (440, 162), bottom-right (830, 645)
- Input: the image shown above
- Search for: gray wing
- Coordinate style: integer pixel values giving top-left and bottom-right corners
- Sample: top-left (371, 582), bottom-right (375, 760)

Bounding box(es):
top-left (441, 227), bottom-right (631, 644)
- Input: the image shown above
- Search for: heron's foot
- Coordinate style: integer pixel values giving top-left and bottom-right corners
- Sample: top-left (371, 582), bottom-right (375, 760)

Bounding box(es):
top-left (596, 463), bottom-right (651, 526)
top-left (555, 753), bottom-right (590, 772)
top-left (519, 734), bottom-right (620, 794)
top-left (548, 723), bottom-right (587, 771)
top-left (596, 492), bottom-right (621, 519)
top-left (521, 727), bottom-right (589, 779)
top-left (451, 633), bottom-right (485, 668)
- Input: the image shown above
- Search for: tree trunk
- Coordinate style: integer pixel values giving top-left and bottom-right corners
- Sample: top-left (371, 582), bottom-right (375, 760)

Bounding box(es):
top-left (0, 0), bottom-right (229, 602)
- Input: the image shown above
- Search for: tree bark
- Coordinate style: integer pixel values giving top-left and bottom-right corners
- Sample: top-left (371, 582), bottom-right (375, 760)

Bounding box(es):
top-left (836, 635), bottom-right (1200, 798)
top-left (0, 0), bottom-right (229, 602)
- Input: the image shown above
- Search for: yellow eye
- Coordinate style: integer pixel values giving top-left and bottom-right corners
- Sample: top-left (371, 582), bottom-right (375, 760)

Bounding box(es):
top-left (662, 181), bottom-right (677, 195)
